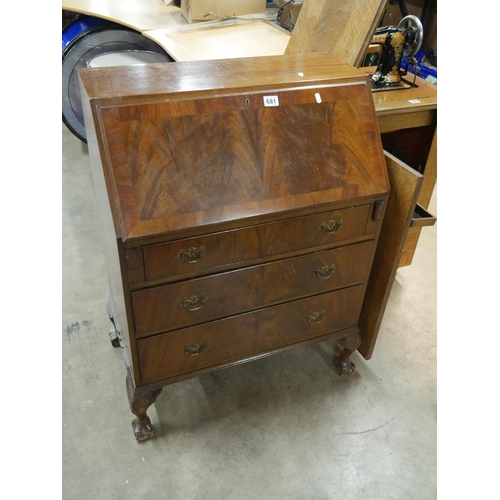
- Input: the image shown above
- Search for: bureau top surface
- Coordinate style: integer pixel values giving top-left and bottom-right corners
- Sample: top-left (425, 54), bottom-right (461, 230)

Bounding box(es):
top-left (80, 54), bottom-right (389, 243)
top-left (80, 53), bottom-right (367, 102)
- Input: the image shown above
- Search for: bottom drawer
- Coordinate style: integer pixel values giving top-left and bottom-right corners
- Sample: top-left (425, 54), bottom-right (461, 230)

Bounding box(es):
top-left (138, 285), bottom-right (364, 384)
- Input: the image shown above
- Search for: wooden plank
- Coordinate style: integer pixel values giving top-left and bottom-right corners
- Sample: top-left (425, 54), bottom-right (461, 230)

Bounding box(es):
top-left (377, 110), bottom-right (434, 134)
top-left (358, 151), bottom-right (422, 359)
top-left (285, 0), bottom-right (387, 67)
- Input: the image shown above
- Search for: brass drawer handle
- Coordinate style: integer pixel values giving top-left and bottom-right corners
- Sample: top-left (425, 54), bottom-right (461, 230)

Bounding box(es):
top-left (305, 310), bottom-right (326, 324)
top-left (319, 218), bottom-right (343, 234)
top-left (184, 341), bottom-right (207, 356)
top-left (313, 263), bottom-right (336, 279)
top-left (181, 294), bottom-right (208, 311)
top-left (178, 245), bottom-right (206, 263)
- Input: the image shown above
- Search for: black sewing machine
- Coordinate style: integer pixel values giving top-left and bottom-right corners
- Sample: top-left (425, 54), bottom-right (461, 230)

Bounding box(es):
top-left (369, 15), bottom-right (423, 91)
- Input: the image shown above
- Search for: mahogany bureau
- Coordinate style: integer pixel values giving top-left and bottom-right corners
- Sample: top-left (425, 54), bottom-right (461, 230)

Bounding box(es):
top-left (79, 53), bottom-right (393, 442)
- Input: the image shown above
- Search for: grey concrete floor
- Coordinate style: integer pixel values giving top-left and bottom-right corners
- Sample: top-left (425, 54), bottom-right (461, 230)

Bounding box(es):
top-left (62, 123), bottom-right (437, 500)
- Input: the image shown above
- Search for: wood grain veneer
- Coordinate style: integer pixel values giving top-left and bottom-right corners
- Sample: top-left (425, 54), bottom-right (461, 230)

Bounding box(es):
top-left (138, 286), bottom-right (366, 385)
top-left (133, 241), bottom-right (374, 337)
top-left (285, 0), bottom-right (387, 68)
top-left (142, 205), bottom-right (371, 283)
top-left (358, 151), bottom-right (423, 358)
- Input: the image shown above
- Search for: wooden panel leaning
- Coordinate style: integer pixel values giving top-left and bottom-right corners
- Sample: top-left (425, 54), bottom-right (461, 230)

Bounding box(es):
top-left (285, 0), bottom-right (387, 67)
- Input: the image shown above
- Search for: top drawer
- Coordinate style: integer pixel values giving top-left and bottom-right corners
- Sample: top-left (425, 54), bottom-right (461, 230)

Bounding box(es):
top-left (143, 205), bottom-right (370, 282)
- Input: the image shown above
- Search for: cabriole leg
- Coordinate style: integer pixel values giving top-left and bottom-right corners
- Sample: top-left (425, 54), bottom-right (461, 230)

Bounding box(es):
top-left (126, 372), bottom-right (162, 442)
top-left (333, 330), bottom-right (362, 376)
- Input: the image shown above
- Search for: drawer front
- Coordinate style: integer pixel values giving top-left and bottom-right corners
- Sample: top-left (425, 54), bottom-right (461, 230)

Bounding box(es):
top-left (143, 205), bottom-right (370, 282)
top-left (133, 241), bottom-right (373, 338)
top-left (137, 285), bottom-right (364, 384)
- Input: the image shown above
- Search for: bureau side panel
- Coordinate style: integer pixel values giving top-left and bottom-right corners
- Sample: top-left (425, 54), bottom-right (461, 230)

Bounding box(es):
top-left (358, 152), bottom-right (423, 359)
top-left (80, 84), bottom-right (141, 385)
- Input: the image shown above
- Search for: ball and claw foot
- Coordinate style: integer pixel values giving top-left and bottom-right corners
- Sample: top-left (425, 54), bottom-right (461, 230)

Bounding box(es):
top-left (126, 371), bottom-right (163, 442)
top-left (333, 330), bottom-right (361, 377)
top-left (333, 357), bottom-right (357, 377)
top-left (132, 416), bottom-right (155, 442)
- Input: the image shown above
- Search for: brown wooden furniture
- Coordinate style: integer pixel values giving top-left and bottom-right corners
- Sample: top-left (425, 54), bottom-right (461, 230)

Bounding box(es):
top-left (366, 68), bottom-right (437, 266)
top-left (79, 53), bottom-right (426, 442)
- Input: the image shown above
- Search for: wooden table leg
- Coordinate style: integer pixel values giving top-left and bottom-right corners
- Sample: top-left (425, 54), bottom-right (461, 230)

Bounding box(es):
top-left (333, 330), bottom-right (362, 376)
top-left (126, 372), bottom-right (162, 442)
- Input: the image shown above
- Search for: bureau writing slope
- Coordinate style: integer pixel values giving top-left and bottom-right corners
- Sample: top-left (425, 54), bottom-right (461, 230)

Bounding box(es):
top-left (79, 53), bottom-right (420, 442)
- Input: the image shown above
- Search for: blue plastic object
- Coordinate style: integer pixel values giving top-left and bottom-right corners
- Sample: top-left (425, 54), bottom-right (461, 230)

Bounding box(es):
top-left (62, 15), bottom-right (112, 51)
top-left (402, 51), bottom-right (437, 83)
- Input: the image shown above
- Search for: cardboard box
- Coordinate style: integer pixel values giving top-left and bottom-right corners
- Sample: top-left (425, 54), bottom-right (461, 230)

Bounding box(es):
top-left (181, 0), bottom-right (267, 23)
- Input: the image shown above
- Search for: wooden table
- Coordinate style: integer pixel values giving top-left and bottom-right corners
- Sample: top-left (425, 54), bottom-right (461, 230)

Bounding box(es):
top-left (62, 0), bottom-right (290, 61)
top-left (144, 18), bottom-right (289, 62)
top-left (62, 0), bottom-right (437, 266)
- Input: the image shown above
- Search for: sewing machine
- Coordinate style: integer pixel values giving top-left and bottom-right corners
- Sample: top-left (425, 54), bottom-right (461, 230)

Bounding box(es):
top-left (370, 14), bottom-right (423, 91)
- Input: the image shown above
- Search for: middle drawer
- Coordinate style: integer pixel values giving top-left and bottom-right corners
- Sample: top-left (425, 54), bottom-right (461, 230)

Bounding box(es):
top-left (132, 240), bottom-right (373, 339)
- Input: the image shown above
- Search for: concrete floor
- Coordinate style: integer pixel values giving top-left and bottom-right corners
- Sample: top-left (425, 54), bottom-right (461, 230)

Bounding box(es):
top-left (62, 122), bottom-right (437, 500)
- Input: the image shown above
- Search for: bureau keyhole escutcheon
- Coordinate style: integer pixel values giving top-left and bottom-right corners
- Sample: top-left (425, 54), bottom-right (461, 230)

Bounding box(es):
top-left (319, 218), bottom-right (343, 234)
top-left (181, 294), bottom-right (208, 311)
